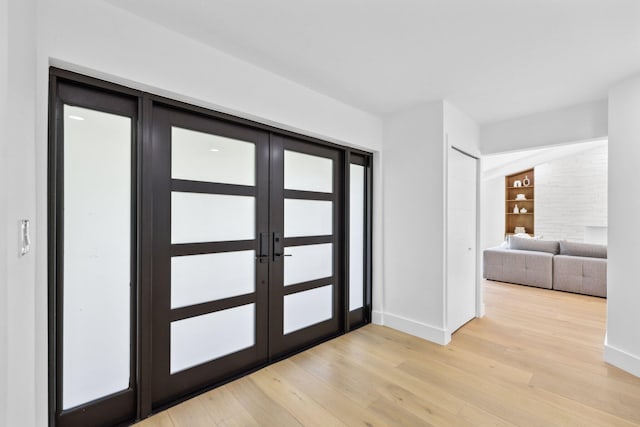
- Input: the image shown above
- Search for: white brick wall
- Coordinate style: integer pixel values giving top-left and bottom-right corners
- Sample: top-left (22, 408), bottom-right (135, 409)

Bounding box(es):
top-left (534, 145), bottom-right (607, 242)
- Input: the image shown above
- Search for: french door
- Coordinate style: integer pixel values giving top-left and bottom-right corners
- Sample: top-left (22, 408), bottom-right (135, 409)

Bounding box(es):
top-left (49, 69), bottom-right (370, 427)
top-left (268, 135), bottom-right (343, 358)
top-left (149, 105), bottom-right (343, 407)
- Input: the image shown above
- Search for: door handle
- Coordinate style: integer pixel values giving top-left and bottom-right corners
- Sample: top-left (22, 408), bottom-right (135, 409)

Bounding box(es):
top-left (273, 232), bottom-right (282, 261)
top-left (256, 232), bottom-right (270, 263)
top-left (272, 233), bottom-right (293, 260)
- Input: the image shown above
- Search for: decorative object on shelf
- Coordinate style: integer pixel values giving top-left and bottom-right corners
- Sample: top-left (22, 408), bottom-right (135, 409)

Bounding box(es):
top-left (515, 226), bottom-right (526, 234)
top-left (505, 168), bottom-right (534, 237)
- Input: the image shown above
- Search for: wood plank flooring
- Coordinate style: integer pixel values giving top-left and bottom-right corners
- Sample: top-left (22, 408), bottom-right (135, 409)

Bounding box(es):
top-left (135, 280), bottom-right (640, 426)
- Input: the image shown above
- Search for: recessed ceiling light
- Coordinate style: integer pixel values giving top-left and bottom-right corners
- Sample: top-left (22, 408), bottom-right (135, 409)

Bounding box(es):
top-left (68, 115), bottom-right (85, 121)
top-left (209, 148), bottom-right (219, 152)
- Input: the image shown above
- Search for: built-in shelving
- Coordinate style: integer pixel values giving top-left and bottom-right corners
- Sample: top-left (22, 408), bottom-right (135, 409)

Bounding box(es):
top-left (505, 168), bottom-right (534, 236)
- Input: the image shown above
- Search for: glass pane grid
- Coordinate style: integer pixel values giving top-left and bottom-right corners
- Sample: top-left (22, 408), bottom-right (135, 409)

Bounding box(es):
top-left (284, 150), bottom-right (333, 193)
top-left (170, 304), bottom-right (255, 374)
top-left (171, 192), bottom-right (255, 244)
top-left (171, 250), bottom-right (256, 309)
top-left (283, 285), bottom-right (333, 335)
top-left (284, 199), bottom-right (333, 238)
top-left (171, 126), bottom-right (255, 186)
top-left (283, 243), bottom-right (333, 286)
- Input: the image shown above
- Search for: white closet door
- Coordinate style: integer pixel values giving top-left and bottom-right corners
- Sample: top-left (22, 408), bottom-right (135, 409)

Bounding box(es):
top-left (447, 148), bottom-right (477, 334)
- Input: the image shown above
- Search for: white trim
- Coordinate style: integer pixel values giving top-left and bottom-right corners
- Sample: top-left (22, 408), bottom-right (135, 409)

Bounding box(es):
top-left (478, 303), bottom-right (486, 318)
top-left (604, 341), bottom-right (640, 378)
top-left (443, 133), bottom-right (449, 331)
top-left (371, 310), bottom-right (384, 325)
top-left (476, 156), bottom-right (484, 319)
top-left (383, 312), bottom-right (451, 345)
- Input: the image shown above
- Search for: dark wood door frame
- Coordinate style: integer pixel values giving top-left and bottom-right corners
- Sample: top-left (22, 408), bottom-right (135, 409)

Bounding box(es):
top-left (48, 67), bottom-right (373, 426)
top-left (48, 77), bottom-right (140, 427)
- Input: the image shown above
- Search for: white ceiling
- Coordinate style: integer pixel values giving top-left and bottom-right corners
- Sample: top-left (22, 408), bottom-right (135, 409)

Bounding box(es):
top-left (482, 139), bottom-right (607, 179)
top-left (104, 0), bottom-right (640, 123)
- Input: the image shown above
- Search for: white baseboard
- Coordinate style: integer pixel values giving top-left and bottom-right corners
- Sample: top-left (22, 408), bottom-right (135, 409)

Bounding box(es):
top-left (604, 341), bottom-right (640, 378)
top-left (382, 312), bottom-right (451, 345)
top-left (477, 303), bottom-right (486, 318)
top-left (372, 310), bottom-right (384, 325)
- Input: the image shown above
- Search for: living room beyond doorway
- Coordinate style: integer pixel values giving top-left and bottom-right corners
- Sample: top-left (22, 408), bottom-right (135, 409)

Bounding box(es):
top-left (478, 141), bottom-right (610, 386)
top-left (481, 140), bottom-right (608, 298)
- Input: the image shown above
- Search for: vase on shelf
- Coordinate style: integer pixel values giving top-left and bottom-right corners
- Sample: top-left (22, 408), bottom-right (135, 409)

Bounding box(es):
top-left (523, 176), bottom-right (530, 187)
top-left (513, 204), bottom-right (519, 214)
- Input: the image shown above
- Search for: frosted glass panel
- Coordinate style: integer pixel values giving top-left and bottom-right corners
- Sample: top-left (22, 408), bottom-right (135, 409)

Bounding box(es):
top-left (62, 105), bottom-right (131, 410)
top-left (349, 165), bottom-right (365, 311)
top-left (284, 243), bottom-right (333, 286)
top-left (171, 304), bottom-right (255, 374)
top-left (171, 251), bottom-right (255, 309)
top-left (171, 127), bottom-right (255, 186)
top-left (284, 199), bottom-right (332, 237)
top-left (284, 150), bottom-right (333, 193)
top-left (171, 192), bottom-right (255, 243)
top-left (284, 285), bottom-right (333, 334)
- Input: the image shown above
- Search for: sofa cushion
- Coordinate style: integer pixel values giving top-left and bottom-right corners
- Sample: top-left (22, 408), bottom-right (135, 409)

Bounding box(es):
top-left (559, 241), bottom-right (607, 259)
top-left (509, 236), bottom-right (559, 255)
top-left (553, 255), bottom-right (607, 297)
top-left (483, 248), bottom-right (553, 289)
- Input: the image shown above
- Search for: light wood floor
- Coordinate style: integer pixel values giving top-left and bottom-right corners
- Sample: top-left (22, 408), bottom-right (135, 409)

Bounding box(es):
top-left (136, 281), bottom-right (640, 426)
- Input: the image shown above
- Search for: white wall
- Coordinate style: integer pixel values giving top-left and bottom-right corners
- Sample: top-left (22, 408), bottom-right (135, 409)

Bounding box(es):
top-left (0, 0), bottom-right (9, 421)
top-left (444, 102), bottom-right (481, 158)
top-left (481, 176), bottom-right (505, 250)
top-left (39, 0), bottom-right (382, 152)
top-left (480, 99), bottom-right (608, 154)
top-left (605, 73), bottom-right (640, 377)
top-left (534, 145), bottom-right (608, 241)
top-left (481, 140), bottom-right (609, 250)
top-left (371, 152), bottom-right (384, 320)
top-left (4, 0), bottom-right (38, 426)
top-left (381, 101), bottom-right (481, 343)
top-left (382, 101), bottom-right (447, 343)
top-left (2, 0), bottom-right (386, 425)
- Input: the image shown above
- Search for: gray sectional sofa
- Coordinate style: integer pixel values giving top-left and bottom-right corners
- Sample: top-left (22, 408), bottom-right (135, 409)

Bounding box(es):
top-left (483, 236), bottom-right (607, 297)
